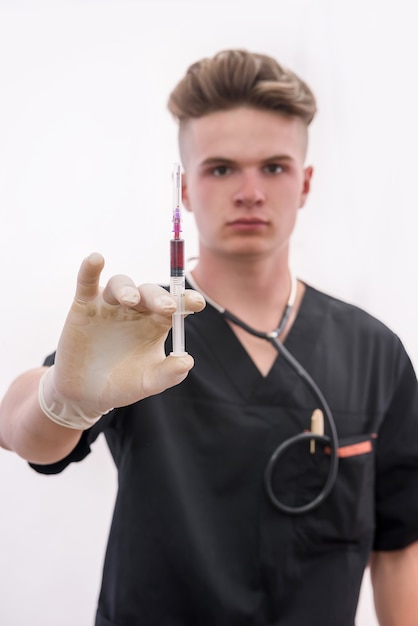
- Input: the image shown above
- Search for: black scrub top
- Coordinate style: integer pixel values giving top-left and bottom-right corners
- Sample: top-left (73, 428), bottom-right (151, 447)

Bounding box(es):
top-left (31, 285), bottom-right (418, 626)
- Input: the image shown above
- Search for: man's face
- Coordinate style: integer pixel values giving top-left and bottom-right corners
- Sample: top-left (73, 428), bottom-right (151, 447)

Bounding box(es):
top-left (181, 107), bottom-right (313, 263)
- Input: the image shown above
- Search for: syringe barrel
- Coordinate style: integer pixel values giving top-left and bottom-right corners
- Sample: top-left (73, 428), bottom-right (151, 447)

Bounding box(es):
top-left (171, 311), bottom-right (186, 355)
top-left (170, 275), bottom-right (185, 299)
top-left (170, 275), bottom-right (186, 355)
top-left (170, 163), bottom-right (186, 356)
top-left (170, 239), bottom-right (184, 276)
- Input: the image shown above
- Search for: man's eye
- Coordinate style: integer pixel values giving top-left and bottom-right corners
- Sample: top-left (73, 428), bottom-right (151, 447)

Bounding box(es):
top-left (264, 163), bottom-right (284, 174)
top-left (213, 165), bottom-right (231, 176)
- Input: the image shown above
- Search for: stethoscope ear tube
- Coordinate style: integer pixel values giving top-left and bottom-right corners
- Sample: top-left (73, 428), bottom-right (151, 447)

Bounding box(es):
top-left (264, 336), bottom-right (339, 515)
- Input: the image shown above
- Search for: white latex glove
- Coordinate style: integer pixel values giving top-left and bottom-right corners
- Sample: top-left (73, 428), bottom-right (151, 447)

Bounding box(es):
top-left (39, 252), bottom-right (205, 429)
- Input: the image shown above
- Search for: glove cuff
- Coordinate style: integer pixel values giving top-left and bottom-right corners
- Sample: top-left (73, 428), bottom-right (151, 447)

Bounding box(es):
top-left (38, 367), bottom-right (109, 430)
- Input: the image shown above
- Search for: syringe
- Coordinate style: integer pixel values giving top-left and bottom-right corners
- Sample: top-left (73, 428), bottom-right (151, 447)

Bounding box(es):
top-left (170, 162), bottom-right (187, 355)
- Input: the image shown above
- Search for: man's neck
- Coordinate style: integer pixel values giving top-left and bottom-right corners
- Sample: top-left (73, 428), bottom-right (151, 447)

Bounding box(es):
top-left (189, 250), bottom-right (305, 377)
top-left (190, 251), bottom-right (293, 332)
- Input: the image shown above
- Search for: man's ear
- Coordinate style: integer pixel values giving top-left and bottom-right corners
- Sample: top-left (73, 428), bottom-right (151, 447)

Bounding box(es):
top-left (299, 165), bottom-right (314, 209)
top-left (181, 174), bottom-right (192, 212)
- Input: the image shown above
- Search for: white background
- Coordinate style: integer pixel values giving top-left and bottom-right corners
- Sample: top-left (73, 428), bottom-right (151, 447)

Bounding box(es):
top-left (0, 1), bottom-right (417, 624)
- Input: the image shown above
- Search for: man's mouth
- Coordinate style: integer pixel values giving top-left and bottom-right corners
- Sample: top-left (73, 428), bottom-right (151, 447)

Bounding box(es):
top-left (227, 217), bottom-right (268, 229)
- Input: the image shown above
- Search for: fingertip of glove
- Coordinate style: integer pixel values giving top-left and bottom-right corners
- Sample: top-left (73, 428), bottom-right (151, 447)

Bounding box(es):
top-left (87, 252), bottom-right (105, 267)
top-left (120, 286), bottom-right (140, 306)
top-left (191, 293), bottom-right (206, 310)
top-left (168, 353), bottom-right (195, 372)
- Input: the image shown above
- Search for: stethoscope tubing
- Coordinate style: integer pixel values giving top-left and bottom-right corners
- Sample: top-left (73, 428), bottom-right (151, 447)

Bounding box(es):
top-left (185, 270), bottom-right (339, 516)
top-left (222, 310), bottom-right (340, 516)
top-left (264, 335), bottom-right (339, 515)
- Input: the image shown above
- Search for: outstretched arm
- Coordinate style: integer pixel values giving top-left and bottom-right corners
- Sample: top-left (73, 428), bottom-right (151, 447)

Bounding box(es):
top-left (0, 366), bottom-right (83, 464)
top-left (0, 252), bottom-right (205, 464)
top-left (370, 540), bottom-right (418, 626)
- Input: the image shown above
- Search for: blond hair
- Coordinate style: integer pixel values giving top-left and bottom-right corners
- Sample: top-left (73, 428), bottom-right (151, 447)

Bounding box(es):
top-left (167, 49), bottom-right (316, 125)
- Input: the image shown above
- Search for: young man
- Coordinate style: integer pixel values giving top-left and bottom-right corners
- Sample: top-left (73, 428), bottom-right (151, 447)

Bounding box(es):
top-left (1, 49), bottom-right (417, 626)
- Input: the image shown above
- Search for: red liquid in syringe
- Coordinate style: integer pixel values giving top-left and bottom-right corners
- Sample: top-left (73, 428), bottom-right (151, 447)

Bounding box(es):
top-left (171, 206), bottom-right (184, 278)
top-left (170, 238), bottom-right (184, 277)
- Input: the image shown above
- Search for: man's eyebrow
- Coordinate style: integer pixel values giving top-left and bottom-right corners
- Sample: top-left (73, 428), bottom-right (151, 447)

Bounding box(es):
top-left (262, 154), bottom-right (295, 162)
top-left (199, 155), bottom-right (295, 167)
top-left (199, 157), bottom-right (235, 167)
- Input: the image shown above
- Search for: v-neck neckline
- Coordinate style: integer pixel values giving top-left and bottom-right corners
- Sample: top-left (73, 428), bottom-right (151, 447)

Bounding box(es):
top-left (187, 283), bottom-right (326, 404)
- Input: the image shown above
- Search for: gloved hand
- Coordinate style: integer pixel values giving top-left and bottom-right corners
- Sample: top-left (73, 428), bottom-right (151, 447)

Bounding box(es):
top-left (39, 252), bottom-right (205, 429)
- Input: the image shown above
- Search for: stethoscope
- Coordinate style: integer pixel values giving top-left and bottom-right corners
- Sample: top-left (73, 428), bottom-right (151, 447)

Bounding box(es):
top-left (186, 271), bottom-right (339, 516)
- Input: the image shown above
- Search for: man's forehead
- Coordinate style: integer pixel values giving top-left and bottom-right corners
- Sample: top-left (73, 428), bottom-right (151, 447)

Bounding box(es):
top-left (179, 107), bottom-right (308, 165)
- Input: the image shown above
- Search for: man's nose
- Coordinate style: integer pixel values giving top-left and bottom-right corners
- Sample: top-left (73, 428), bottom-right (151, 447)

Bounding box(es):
top-left (232, 172), bottom-right (266, 208)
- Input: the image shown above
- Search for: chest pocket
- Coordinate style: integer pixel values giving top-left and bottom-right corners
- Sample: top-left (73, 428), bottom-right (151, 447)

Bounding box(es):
top-left (267, 433), bottom-right (376, 550)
